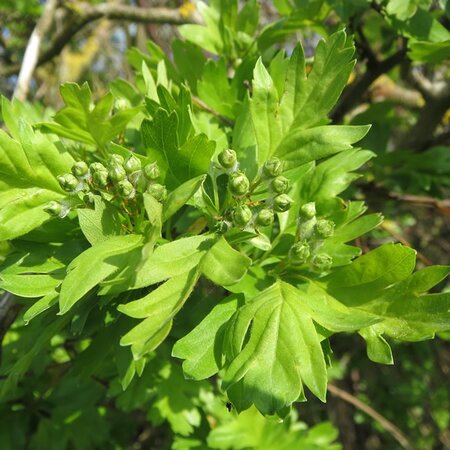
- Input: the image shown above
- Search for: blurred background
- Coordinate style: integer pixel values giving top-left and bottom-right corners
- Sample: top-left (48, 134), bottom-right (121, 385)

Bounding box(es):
top-left (0, 1), bottom-right (449, 449)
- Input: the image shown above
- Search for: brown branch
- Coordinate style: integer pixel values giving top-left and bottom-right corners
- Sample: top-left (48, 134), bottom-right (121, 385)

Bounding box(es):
top-left (0, 293), bottom-right (22, 365)
top-left (14, 0), bottom-right (58, 100)
top-left (327, 383), bottom-right (418, 450)
top-left (0, 2), bottom-right (197, 78)
top-left (395, 80), bottom-right (450, 151)
top-left (331, 48), bottom-right (407, 122)
top-left (191, 95), bottom-right (235, 127)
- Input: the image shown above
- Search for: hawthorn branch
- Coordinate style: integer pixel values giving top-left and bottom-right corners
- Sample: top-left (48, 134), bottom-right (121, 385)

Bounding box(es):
top-left (331, 48), bottom-right (407, 122)
top-left (395, 77), bottom-right (450, 151)
top-left (13, 0), bottom-right (58, 101)
top-left (0, 293), bottom-right (21, 365)
top-left (1, 2), bottom-right (197, 79)
top-left (327, 383), bottom-right (418, 450)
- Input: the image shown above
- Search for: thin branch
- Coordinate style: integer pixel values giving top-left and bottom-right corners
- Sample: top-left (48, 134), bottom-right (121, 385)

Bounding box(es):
top-left (0, 2), bottom-right (197, 79)
top-left (13, 0), bottom-right (58, 101)
top-left (192, 95), bottom-right (235, 127)
top-left (327, 383), bottom-right (418, 450)
top-left (331, 48), bottom-right (407, 122)
top-left (380, 222), bottom-right (433, 266)
top-left (395, 79), bottom-right (450, 151)
top-left (0, 292), bottom-right (22, 365)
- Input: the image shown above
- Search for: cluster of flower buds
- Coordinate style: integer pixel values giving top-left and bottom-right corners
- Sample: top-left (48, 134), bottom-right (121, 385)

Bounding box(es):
top-left (44, 153), bottom-right (167, 216)
top-left (289, 201), bottom-right (335, 273)
top-left (215, 150), bottom-right (294, 231)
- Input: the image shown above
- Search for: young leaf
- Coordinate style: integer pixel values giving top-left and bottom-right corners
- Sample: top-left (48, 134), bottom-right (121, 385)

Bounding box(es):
top-left (275, 125), bottom-right (370, 169)
top-left (249, 58), bottom-right (283, 166)
top-left (0, 119), bottom-right (73, 240)
top-left (359, 328), bottom-right (394, 365)
top-left (163, 175), bottom-right (206, 221)
top-left (59, 235), bottom-right (143, 314)
top-left (119, 269), bottom-right (199, 354)
top-left (172, 295), bottom-right (240, 380)
top-left (222, 281), bottom-right (327, 415)
top-left (110, 235), bottom-right (215, 292)
top-left (323, 244), bottom-right (417, 305)
top-left (0, 273), bottom-right (62, 298)
top-left (23, 290), bottom-right (59, 324)
top-left (78, 196), bottom-right (123, 245)
top-left (38, 82), bottom-right (140, 147)
top-left (200, 236), bottom-right (252, 287)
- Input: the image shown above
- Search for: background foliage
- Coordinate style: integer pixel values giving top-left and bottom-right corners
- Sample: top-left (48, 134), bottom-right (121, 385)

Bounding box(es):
top-left (0, 1), bottom-right (449, 449)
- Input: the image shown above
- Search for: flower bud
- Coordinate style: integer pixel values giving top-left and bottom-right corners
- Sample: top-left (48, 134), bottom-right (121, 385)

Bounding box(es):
top-left (109, 165), bottom-right (127, 182)
top-left (255, 208), bottom-right (274, 227)
top-left (147, 183), bottom-right (167, 202)
top-left (263, 158), bottom-right (283, 177)
top-left (228, 172), bottom-right (250, 197)
top-left (232, 205), bottom-right (252, 227)
top-left (143, 162), bottom-right (160, 180)
top-left (92, 170), bottom-right (109, 189)
top-left (218, 149), bottom-right (237, 169)
top-left (299, 202), bottom-right (316, 219)
top-left (44, 201), bottom-right (62, 216)
top-left (124, 155), bottom-right (142, 174)
top-left (271, 176), bottom-right (289, 194)
top-left (273, 194), bottom-right (293, 212)
top-left (71, 161), bottom-right (89, 178)
top-left (109, 154), bottom-right (124, 166)
top-left (289, 242), bottom-right (310, 265)
top-left (214, 220), bottom-right (229, 234)
top-left (315, 219), bottom-right (335, 238)
top-left (57, 174), bottom-right (79, 192)
top-left (89, 162), bottom-right (107, 174)
top-left (311, 253), bottom-right (333, 272)
top-left (117, 179), bottom-right (135, 198)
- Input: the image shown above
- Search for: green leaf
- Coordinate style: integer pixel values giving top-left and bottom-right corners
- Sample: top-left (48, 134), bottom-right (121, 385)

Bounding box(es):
top-left (223, 281), bottom-right (327, 415)
top-left (172, 295), bottom-right (240, 380)
top-left (38, 82), bottom-right (140, 147)
top-left (59, 235), bottom-right (143, 314)
top-left (119, 269), bottom-right (198, 320)
top-left (301, 148), bottom-right (375, 202)
top-left (142, 109), bottom-right (214, 189)
top-left (179, 2), bottom-right (223, 55)
top-left (359, 328), bottom-right (394, 365)
top-left (288, 30), bottom-right (355, 129)
top-left (106, 235), bottom-right (215, 292)
top-left (409, 39), bottom-right (450, 63)
top-left (0, 112), bottom-right (73, 240)
top-left (275, 125), bottom-right (370, 169)
top-left (249, 58), bottom-right (283, 165)
top-left (78, 196), bottom-right (123, 245)
top-left (197, 58), bottom-right (237, 118)
top-left (119, 269), bottom-right (199, 355)
top-left (23, 290), bottom-right (59, 324)
top-left (0, 273), bottom-right (62, 298)
top-left (359, 266), bottom-right (450, 341)
top-left (163, 175), bottom-right (206, 221)
top-left (323, 244), bottom-right (417, 306)
top-left (148, 362), bottom-right (204, 436)
top-left (294, 281), bottom-right (380, 333)
top-left (200, 236), bottom-right (252, 287)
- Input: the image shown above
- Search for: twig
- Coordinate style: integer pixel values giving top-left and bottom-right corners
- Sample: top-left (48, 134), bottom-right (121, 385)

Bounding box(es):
top-left (327, 383), bottom-right (418, 450)
top-left (0, 292), bottom-right (22, 364)
top-left (331, 48), bottom-right (407, 122)
top-left (380, 222), bottom-right (433, 266)
top-left (395, 80), bottom-right (450, 151)
top-left (192, 95), bottom-right (235, 127)
top-left (0, 2), bottom-right (198, 78)
top-left (13, 0), bottom-right (58, 101)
